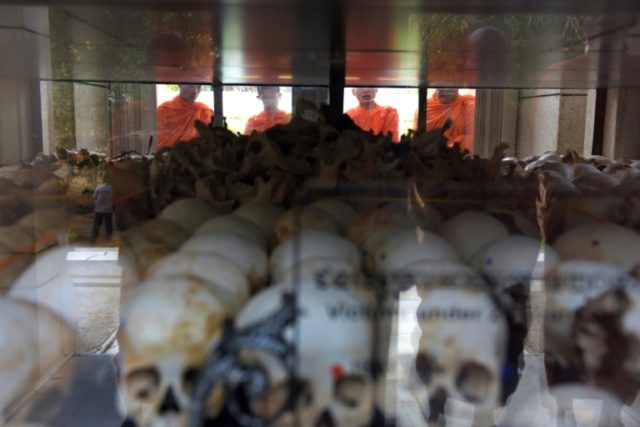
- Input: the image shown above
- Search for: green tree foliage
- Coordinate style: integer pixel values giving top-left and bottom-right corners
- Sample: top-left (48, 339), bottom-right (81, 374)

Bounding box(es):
top-left (409, 14), bottom-right (586, 82)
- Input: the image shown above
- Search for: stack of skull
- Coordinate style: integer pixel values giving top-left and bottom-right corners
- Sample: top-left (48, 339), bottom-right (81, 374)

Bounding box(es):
top-left (117, 197), bottom-right (387, 426)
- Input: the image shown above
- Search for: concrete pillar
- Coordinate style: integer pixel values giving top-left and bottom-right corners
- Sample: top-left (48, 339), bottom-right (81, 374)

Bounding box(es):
top-left (73, 83), bottom-right (109, 152)
top-left (515, 89), bottom-right (593, 158)
top-left (474, 89), bottom-right (518, 158)
top-left (0, 6), bottom-right (51, 163)
top-left (603, 88), bottom-right (640, 160)
top-left (109, 83), bottom-right (157, 155)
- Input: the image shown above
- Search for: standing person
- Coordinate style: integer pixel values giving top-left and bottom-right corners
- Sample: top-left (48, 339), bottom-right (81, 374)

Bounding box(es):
top-left (425, 89), bottom-right (475, 154)
top-left (156, 84), bottom-right (213, 148)
top-left (91, 174), bottom-right (114, 243)
top-left (346, 88), bottom-right (400, 142)
top-left (244, 86), bottom-right (291, 134)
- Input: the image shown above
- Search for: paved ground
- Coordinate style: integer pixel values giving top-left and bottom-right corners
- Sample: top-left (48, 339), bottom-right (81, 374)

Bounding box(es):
top-left (11, 355), bottom-right (124, 427)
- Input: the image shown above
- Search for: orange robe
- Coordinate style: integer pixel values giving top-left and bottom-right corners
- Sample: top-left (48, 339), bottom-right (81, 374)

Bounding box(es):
top-left (346, 103), bottom-right (400, 143)
top-left (426, 93), bottom-right (475, 153)
top-left (156, 96), bottom-right (212, 148)
top-left (244, 110), bottom-right (291, 134)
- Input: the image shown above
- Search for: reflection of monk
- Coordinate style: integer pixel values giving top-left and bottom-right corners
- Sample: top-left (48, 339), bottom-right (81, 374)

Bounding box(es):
top-left (156, 84), bottom-right (212, 148)
top-left (346, 88), bottom-right (399, 142)
top-left (426, 89), bottom-right (475, 153)
top-left (244, 86), bottom-right (290, 134)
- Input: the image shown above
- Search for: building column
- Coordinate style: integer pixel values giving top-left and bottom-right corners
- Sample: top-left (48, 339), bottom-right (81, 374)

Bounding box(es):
top-left (474, 89), bottom-right (518, 158)
top-left (602, 88), bottom-right (640, 159)
top-left (0, 6), bottom-right (51, 163)
top-left (515, 89), bottom-right (594, 158)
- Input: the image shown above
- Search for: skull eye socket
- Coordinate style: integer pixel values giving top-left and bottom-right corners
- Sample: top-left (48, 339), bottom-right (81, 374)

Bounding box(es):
top-left (125, 367), bottom-right (160, 402)
top-left (455, 362), bottom-right (493, 403)
top-left (333, 374), bottom-right (367, 408)
top-left (182, 367), bottom-right (201, 395)
top-left (415, 352), bottom-right (435, 385)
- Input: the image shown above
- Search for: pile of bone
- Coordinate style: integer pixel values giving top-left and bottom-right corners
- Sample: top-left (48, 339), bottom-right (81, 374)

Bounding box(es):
top-left (375, 205), bottom-right (640, 426)
top-left (507, 151), bottom-right (640, 241)
top-left (0, 296), bottom-right (73, 426)
top-left (145, 120), bottom-right (407, 217)
top-left (117, 197), bottom-right (386, 426)
top-left (0, 164), bottom-right (67, 292)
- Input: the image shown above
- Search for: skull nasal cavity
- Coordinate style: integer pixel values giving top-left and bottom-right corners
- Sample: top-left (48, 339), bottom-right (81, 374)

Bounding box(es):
top-left (159, 387), bottom-right (181, 414)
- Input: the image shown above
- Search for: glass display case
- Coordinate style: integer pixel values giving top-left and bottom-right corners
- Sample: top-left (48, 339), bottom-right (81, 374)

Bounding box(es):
top-left (2, 1), bottom-right (640, 426)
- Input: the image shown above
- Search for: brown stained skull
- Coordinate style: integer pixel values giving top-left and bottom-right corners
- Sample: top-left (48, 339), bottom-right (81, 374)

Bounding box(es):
top-left (572, 287), bottom-right (640, 401)
top-left (118, 277), bottom-right (228, 426)
top-left (413, 287), bottom-right (507, 427)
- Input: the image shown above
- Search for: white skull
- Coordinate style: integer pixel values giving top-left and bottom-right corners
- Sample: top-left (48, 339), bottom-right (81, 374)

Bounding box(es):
top-left (158, 197), bottom-right (220, 235)
top-left (554, 222), bottom-right (640, 273)
top-left (441, 211), bottom-right (509, 263)
top-left (270, 230), bottom-right (360, 283)
top-left (181, 231), bottom-right (268, 293)
top-left (117, 277), bottom-right (228, 427)
top-left (119, 219), bottom-right (190, 282)
top-left (310, 199), bottom-right (357, 233)
top-left (274, 207), bottom-right (340, 243)
top-left (544, 261), bottom-right (636, 367)
top-left (147, 252), bottom-right (251, 314)
top-left (359, 223), bottom-right (417, 275)
top-left (0, 298), bottom-right (72, 417)
top-left (235, 279), bottom-right (377, 427)
top-left (485, 208), bottom-right (540, 238)
top-left (370, 229), bottom-right (459, 276)
top-left (413, 287), bottom-right (507, 427)
top-left (233, 203), bottom-right (284, 243)
top-left (550, 384), bottom-right (624, 427)
top-left (195, 214), bottom-right (268, 249)
top-left (473, 236), bottom-right (561, 323)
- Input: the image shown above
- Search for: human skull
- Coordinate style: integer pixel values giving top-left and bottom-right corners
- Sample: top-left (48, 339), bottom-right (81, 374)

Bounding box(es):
top-left (359, 222), bottom-right (417, 275)
top-left (441, 211), bottom-right (509, 263)
top-left (147, 252), bottom-right (251, 314)
top-left (572, 285), bottom-right (640, 399)
top-left (270, 230), bottom-right (360, 283)
top-left (485, 208), bottom-right (540, 238)
top-left (572, 170), bottom-right (620, 192)
top-left (117, 277), bottom-right (228, 427)
top-left (235, 279), bottom-right (378, 427)
top-left (195, 214), bottom-right (268, 249)
top-left (233, 203), bottom-right (284, 246)
top-left (473, 236), bottom-right (561, 323)
top-left (0, 298), bottom-right (72, 417)
top-left (181, 231), bottom-right (268, 293)
top-left (310, 199), bottom-right (357, 234)
top-left (158, 198), bottom-right (219, 235)
top-left (412, 287), bottom-right (507, 427)
top-left (274, 207), bottom-right (340, 243)
top-left (554, 222), bottom-right (640, 273)
top-left (370, 229), bottom-right (459, 276)
top-left (544, 261), bottom-right (635, 367)
top-left (119, 219), bottom-right (190, 283)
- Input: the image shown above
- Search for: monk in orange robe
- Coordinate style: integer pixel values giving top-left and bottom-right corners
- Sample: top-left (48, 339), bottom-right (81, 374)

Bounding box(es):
top-left (245, 86), bottom-right (291, 134)
top-left (425, 89), bottom-right (475, 153)
top-left (156, 84), bottom-right (213, 148)
top-left (346, 88), bottom-right (400, 142)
